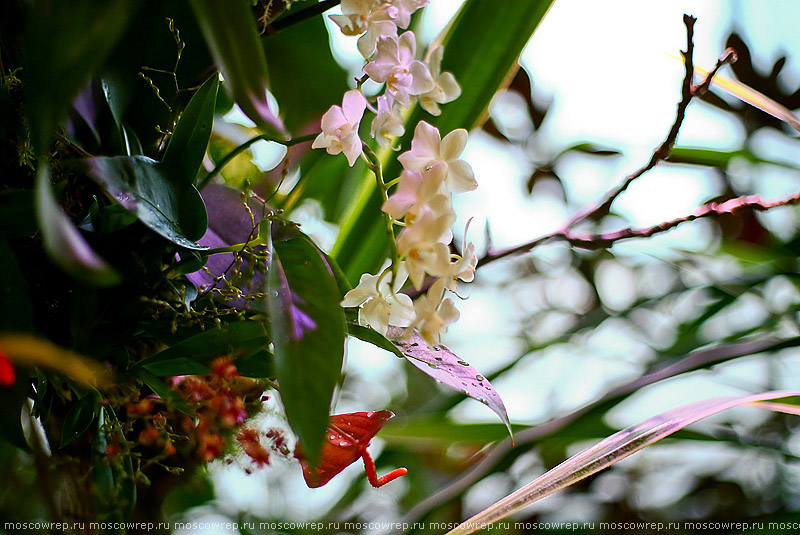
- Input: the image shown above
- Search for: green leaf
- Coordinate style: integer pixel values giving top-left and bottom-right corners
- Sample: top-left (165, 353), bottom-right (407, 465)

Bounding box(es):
top-left (82, 155), bottom-right (208, 248)
top-left (347, 323), bottom-right (403, 358)
top-left (35, 165), bottom-right (121, 286)
top-left (267, 221), bottom-right (346, 466)
top-left (163, 74), bottom-right (220, 184)
top-left (60, 391), bottom-right (98, 448)
top-left (129, 367), bottom-right (195, 417)
top-left (189, 0), bottom-right (285, 137)
top-left (162, 469), bottom-right (214, 518)
top-left (261, 3), bottom-right (348, 133)
top-left (331, 0), bottom-right (555, 281)
top-left (381, 416), bottom-right (527, 445)
top-left (91, 406), bottom-right (136, 524)
top-left (133, 321), bottom-right (271, 376)
top-left (24, 0), bottom-right (142, 155)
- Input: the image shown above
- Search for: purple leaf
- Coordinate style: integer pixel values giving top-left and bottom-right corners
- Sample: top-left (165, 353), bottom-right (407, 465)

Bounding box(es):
top-left (35, 165), bottom-right (120, 286)
top-left (186, 183), bottom-right (270, 311)
top-left (388, 327), bottom-right (512, 439)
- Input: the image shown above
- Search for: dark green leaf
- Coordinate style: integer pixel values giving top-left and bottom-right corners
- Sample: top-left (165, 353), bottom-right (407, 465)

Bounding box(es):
top-left (262, 4), bottom-right (348, 133)
top-left (35, 165), bottom-right (121, 286)
top-left (91, 405), bottom-right (136, 524)
top-left (381, 416), bottom-right (528, 445)
top-left (163, 74), bottom-right (220, 184)
top-left (268, 221), bottom-right (346, 466)
top-left (236, 349), bottom-right (275, 379)
top-left (84, 197), bottom-right (139, 236)
top-left (60, 392), bottom-right (98, 447)
top-left (24, 0), bottom-right (141, 155)
top-left (133, 321), bottom-right (271, 376)
top-left (129, 368), bottom-right (195, 417)
top-left (347, 323), bottom-right (403, 358)
top-left (189, 0), bottom-right (285, 137)
top-left (162, 469), bottom-right (214, 518)
top-left (82, 155), bottom-right (208, 248)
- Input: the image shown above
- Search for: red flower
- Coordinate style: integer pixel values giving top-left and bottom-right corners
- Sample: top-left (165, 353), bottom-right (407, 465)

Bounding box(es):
top-left (297, 410), bottom-right (407, 488)
top-left (0, 349), bottom-right (15, 386)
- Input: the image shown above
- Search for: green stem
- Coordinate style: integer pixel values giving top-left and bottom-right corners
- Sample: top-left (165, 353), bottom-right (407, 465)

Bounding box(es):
top-left (361, 143), bottom-right (399, 280)
top-left (198, 133), bottom-right (316, 191)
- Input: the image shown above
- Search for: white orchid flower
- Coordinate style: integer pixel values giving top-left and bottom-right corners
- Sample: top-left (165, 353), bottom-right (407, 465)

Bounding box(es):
top-left (398, 121), bottom-right (477, 193)
top-left (382, 162), bottom-right (446, 220)
top-left (312, 89), bottom-right (367, 166)
top-left (419, 46), bottom-right (461, 116)
top-left (370, 95), bottom-right (405, 148)
top-left (340, 263), bottom-right (415, 335)
top-left (411, 278), bottom-right (460, 346)
top-left (364, 32), bottom-right (434, 107)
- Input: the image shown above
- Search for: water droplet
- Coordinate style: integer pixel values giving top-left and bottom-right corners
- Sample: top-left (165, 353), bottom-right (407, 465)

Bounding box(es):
top-left (475, 375), bottom-right (484, 381)
top-left (457, 360), bottom-right (469, 366)
top-left (433, 346), bottom-right (441, 351)
top-left (434, 357), bottom-right (444, 361)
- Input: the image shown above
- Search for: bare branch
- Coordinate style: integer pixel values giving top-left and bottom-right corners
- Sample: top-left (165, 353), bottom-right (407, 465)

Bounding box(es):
top-left (563, 14), bottom-right (696, 230)
top-left (478, 17), bottom-right (750, 268)
top-left (565, 190), bottom-right (800, 250)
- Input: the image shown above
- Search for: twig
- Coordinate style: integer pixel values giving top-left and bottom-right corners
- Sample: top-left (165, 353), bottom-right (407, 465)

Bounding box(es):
top-left (478, 16), bottom-right (745, 268)
top-left (564, 15), bottom-right (696, 229)
top-left (398, 335), bottom-right (800, 529)
top-left (564, 190), bottom-right (800, 250)
top-left (692, 47), bottom-right (737, 96)
top-left (198, 133), bottom-right (316, 191)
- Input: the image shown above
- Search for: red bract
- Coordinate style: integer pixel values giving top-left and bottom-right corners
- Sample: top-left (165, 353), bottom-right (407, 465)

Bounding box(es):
top-left (297, 410), bottom-right (408, 489)
top-left (0, 349), bottom-right (15, 386)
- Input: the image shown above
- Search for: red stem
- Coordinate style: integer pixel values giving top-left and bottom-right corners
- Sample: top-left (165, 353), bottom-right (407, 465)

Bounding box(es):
top-left (360, 448), bottom-right (408, 488)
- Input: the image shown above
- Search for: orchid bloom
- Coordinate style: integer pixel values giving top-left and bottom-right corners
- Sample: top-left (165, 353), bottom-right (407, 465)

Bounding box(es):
top-left (364, 32), bottom-right (434, 107)
top-left (419, 46), bottom-right (461, 116)
top-left (398, 121), bottom-right (477, 193)
top-left (330, 10), bottom-right (397, 58)
top-left (395, 195), bottom-right (456, 289)
top-left (370, 95), bottom-right (405, 148)
top-left (382, 162), bottom-right (446, 220)
top-left (312, 90), bottom-right (367, 166)
top-left (340, 263), bottom-right (415, 335)
top-left (446, 240), bottom-right (478, 292)
top-left (411, 278), bottom-right (460, 345)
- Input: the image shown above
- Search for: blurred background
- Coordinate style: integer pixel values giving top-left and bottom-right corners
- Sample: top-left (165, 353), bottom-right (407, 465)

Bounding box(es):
top-left (174, 0), bottom-right (800, 532)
